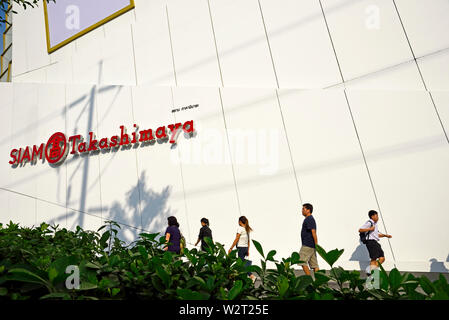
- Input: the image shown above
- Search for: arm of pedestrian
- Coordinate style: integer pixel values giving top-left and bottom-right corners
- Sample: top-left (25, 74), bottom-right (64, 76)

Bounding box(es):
top-left (311, 229), bottom-right (318, 246)
top-left (228, 233), bottom-right (241, 255)
top-left (164, 233), bottom-right (170, 251)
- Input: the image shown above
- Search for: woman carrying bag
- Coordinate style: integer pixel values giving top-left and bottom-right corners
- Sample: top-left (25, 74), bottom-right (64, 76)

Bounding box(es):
top-left (228, 216), bottom-right (256, 282)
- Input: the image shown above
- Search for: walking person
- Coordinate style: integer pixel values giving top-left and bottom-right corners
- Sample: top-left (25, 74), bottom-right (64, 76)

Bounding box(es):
top-left (359, 210), bottom-right (392, 274)
top-left (165, 216), bottom-right (181, 254)
top-left (299, 203), bottom-right (319, 276)
top-left (228, 216), bottom-right (256, 282)
top-left (194, 218), bottom-right (213, 251)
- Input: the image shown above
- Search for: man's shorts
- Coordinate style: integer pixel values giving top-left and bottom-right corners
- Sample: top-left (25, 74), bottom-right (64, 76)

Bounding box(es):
top-left (299, 245), bottom-right (319, 269)
top-left (365, 240), bottom-right (385, 260)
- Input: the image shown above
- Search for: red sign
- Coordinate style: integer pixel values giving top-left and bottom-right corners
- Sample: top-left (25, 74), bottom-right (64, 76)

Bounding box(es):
top-left (9, 120), bottom-right (194, 166)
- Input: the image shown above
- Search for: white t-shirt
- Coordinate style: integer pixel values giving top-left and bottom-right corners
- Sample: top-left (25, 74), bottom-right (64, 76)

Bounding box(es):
top-left (237, 226), bottom-right (249, 247)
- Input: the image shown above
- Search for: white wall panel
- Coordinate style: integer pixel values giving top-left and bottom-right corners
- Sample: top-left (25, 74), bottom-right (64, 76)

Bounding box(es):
top-left (13, 68), bottom-right (47, 84)
top-left (0, 189), bottom-right (10, 225)
top-left (209, 0), bottom-right (276, 88)
top-left (131, 86), bottom-right (188, 238)
top-left (96, 85), bottom-right (140, 227)
top-left (431, 91), bottom-right (449, 138)
top-left (23, 5), bottom-right (51, 72)
top-left (72, 27), bottom-right (105, 85)
top-left (347, 90), bottom-right (449, 271)
top-left (34, 84), bottom-right (66, 207)
top-left (8, 192), bottom-right (36, 228)
top-left (171, 86), bottom-right (240, 247)
top-left (394, 0), bottom-right (449, 57)
top-left (45, 58), bottom-right (74, 84)
top-left (67, 210), bottom-right (102, 233)
top-left (132, 1), bottom-right (176, 86)
top-left (259, 0), bottom-right (341, 88)
top-left (278, 89), bottom-right (387, 270)
top-left (102, 23), bottom-right (136, 85)
top-left (418, 50), bottom-right (449, 91)
top-left (219, 88), bottom-right (301, 260)
top-left (65, 85), bottom-right (102, 221)
top-left (9, 83), bottom-right (38, 198)
top-left (0, 84), bottom-right (13, 189)
top-left (342, 60), bottom-right (424, 91)
top-left (36, 199), bottom-right (66, 226)
top-left (11, 3), bottom-right (29, 77)
top-left (167, 0), bottom-right (221, 87)
top-left (321, 0), bottom-right (413, 81)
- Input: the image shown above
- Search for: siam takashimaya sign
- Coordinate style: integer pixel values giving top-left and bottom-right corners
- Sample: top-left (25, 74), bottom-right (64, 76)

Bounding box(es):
top-left (9, 120), bottom-right (194, 166)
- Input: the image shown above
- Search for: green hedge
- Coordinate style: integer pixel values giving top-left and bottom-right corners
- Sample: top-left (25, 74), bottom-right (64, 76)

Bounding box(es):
top-left (0, 220), bottom-right (448, 300)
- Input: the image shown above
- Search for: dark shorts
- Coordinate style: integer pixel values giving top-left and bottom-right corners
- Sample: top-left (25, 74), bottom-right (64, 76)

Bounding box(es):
top-left (365, 240), bottom-right (384, 260)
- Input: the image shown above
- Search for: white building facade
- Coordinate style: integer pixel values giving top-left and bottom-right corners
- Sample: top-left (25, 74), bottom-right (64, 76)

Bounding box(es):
top-left (1, 0), bottom-right (449, 272)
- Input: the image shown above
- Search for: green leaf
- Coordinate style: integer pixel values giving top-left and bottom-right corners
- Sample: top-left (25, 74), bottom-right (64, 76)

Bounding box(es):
top-left (419, 276), bottom-right (436, 296)
top-left (316, 245), bottom-right (344, 268)
top-left (40, 293), bottom-right (70, 300)
top-left (79, 282), bottom-right (98, 291)
top-left (48, 267), bottom-right (58, 283)
top-left (0, 287), bottom-right (7, 296)
top-left (278, 276), bottom-right (289, 298)
top-left (156, 266), bottom-right (171, 289)
top-left (228, 280), bottom-right (243, 300)
top-left (388, 268), bottom-right (402, 292)
top-left (314, 272), bottom-right (331, 287)
top-left (193, 276), bottom-right (206, 288)
top-left (252, 240), bottom-right (264, 259)
top-left (266, 250), bottom-right (277, 261)
top-left (8, 268), bottom-right (49, 286)
top-left (295, 275), bottom-right (313, 292)
top-left (111, 288), bottom-right (120, 297)
top-left (84, 262), bottom-right (101, 269)
top-left (139, 233), bottom-right (159, 242)
top-left (177, 288), bottom-right (209, 300)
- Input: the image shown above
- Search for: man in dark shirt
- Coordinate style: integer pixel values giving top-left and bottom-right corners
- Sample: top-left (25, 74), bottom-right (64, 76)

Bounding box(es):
top-left (195, 218), bottom-right (213, 251)
top-left (299, 203), bottom-right (319, 276)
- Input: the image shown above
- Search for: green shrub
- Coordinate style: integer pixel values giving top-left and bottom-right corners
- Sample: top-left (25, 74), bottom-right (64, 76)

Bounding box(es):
top-left (0, 221), bottom-right (447, 300)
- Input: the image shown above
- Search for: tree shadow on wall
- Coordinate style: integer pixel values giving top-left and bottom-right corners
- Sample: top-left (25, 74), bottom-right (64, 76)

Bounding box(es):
top-left (107, 169), bottom-right (174, 244)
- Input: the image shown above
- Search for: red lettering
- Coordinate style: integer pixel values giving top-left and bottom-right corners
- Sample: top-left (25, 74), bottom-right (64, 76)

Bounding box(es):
top-left (131, 124), bottom-right (138, 144)
top-left (168, 123), bottom-right (182, 144)
top-left (87, 132), bottom-right (98, 152)
top-left (99, 138), bottom-right (109, 149)
top-left (110, 135), bottom-right (119, 148)
top-left (21, 147), bottom-right (31, 163)
top-left (183, 120), bottom-right (194, 133)
top-left (69, 135), bottom-right (82, 154)
top-left (32, 144), bottom-right (44, 162)
top-left (156, 126), bottom-right (167, 139)
top-left (9, 149), bottom-right (18, 165)
top-left (78, 142), bottom-right (87, 153)
top-left (139, 129), bottom-right (154, 142)
top-left (119, 125), bottom-right (130, 146)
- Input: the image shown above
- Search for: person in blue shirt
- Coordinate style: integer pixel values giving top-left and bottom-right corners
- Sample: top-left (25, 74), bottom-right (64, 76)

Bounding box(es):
top-left (164, 216), bottom-right (181, 254)
top-left (299, 203), bottom-right (319, 276)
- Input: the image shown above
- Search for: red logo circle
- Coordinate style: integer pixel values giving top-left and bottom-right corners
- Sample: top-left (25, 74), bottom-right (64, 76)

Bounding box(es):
top-left (45, 132), bottom-right (68, 165)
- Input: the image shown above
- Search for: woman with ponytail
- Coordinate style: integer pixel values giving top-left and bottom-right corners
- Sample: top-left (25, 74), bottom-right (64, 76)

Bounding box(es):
top-left (195, 218), bottom-right (213, 251)
top-left (228, 216), bottom-right (256, 282)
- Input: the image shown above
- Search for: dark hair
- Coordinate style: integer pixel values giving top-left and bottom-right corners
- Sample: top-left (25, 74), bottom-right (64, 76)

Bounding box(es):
top-left (239, 216), bottom-right (253, 234)
top-left (200, 218), bottom-right (209, 226)
top-left (167, 216), bottom-right (179, 228)
top-left (368, 210), bottom-right (378, 219)
top-left (303, 203), bottom-right (313, 214)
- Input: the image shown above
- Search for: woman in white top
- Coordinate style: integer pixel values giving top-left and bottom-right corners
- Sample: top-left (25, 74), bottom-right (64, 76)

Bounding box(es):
top-left (228, 216), bottom-right (255, 281)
